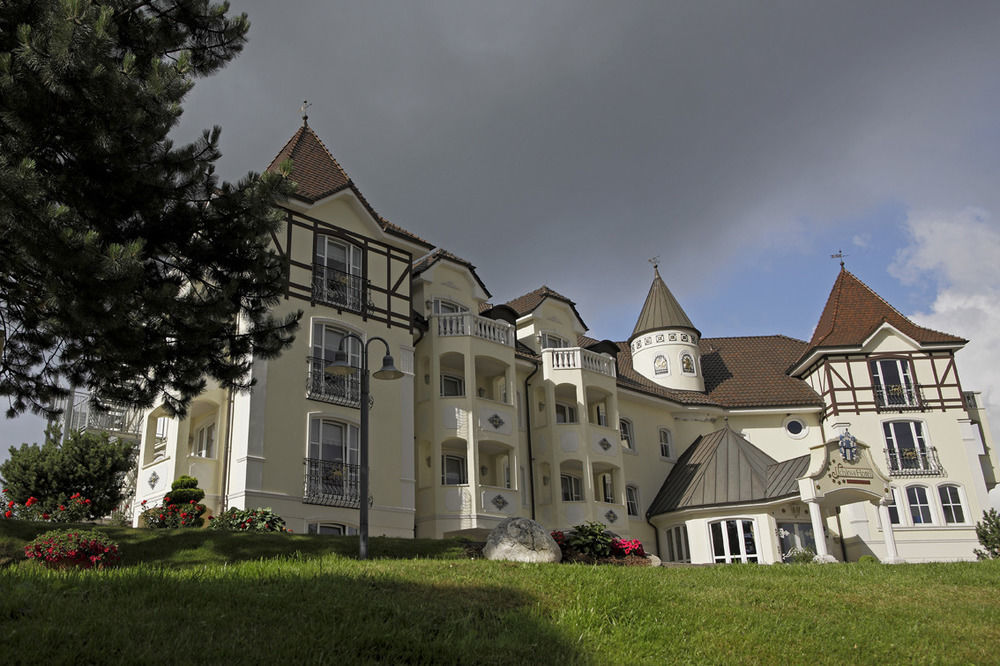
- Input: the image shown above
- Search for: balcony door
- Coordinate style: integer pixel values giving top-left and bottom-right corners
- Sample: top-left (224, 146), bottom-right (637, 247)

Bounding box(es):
top-left (871, 358), bottom-right (917, 408)
top-left (309, 324), bottom-right (362, 406)
top-left (307, 417), bottom-right (360, 501)
top-left (314, 235), bottom-right (363, 310)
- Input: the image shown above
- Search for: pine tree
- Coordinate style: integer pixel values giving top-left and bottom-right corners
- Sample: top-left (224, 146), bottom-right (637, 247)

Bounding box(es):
top-left (0, 0), bottom-right (300, 418)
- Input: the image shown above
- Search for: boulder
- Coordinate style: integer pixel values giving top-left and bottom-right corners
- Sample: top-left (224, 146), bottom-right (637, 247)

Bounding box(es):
top-left (483, 517), bottom-right (562, 563)
top-left (646, 554), bottom-right (662, 567)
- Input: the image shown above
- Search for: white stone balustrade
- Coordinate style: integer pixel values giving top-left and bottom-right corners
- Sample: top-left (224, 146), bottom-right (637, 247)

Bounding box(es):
top-left (436, 313), bottom-right (514, 346)
top-left (545, 348), bottom-right (616, 378)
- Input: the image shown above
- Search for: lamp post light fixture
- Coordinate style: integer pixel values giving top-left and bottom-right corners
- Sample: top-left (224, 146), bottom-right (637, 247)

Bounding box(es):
top-left (325, 334), bottom-right (403, 559)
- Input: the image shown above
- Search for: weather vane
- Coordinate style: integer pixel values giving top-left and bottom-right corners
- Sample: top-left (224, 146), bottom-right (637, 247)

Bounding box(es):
top-left (299, 99), bottom-right (312, 125)
top-left (649, 255), bottom-right (660, 271)
top-left (831, 249), bottom-right (847, 268)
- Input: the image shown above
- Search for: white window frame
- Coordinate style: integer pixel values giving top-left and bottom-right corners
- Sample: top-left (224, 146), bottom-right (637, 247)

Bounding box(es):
top-left (620, 418), bottom-right (635, 451)
top-left (886, 486), bottom-right (902, 525)
top-left (441, 454), bottom-right (468, 485)
top-left (680, 353), bottom-right (697, 376)
top-left (432, 299), bottom-right (468, 315)
top-left (709, 518), bottom-right (760, 563)
top-left (664, 525), bottom-right (690, 563)
top-left (625, 485), bottom-right (640, 516)
top-left (555, 402), bottom-right (577, 424)
top-left (193, 421), bottom-right (216, 458)
top-left (883, 421), bottom-right (933, 473)
top-left (560, 473), bottom-right (583, 502)
top-left (871, 357), bottom-right (918, 408)
top-left (905, 485), bottom-right (933, 525)
top-left (540, 332), bottom-right (567, 349)
top-left (308, 417), bottom-right (360, 465)
top-left (659, 428), bottom-right (673, 459)
top-left (597, 472), bottom-right (615, 503)
top-left (307, 522), bottom-right (358, 536)
top-left (315, 234), bottom-right (362, 277)
top-left (440, 373), bottom-right (465, 397)
top-left (937, 484), bottom-right (967, 524)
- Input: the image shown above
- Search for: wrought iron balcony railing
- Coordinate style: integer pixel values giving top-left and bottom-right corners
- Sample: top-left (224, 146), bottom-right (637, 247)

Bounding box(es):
top-left (874, 383), bottom-right (924, 411)
top-left (884, 445), bottom-right (944, 477)
top-left (306, 357), bottom-right (362, 408)
top-left (48, 391), bottom-right (142, 437)
top-left (311, 266), bottom-right (369, 314)
top-left (303, 458), bottom-right (361, 508)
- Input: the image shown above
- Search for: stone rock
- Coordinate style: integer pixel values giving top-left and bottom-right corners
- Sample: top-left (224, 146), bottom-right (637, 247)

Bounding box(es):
top-left (646, 554), bottom-right (662, 567)
top-left (483, 517), bottom-right (562, 563)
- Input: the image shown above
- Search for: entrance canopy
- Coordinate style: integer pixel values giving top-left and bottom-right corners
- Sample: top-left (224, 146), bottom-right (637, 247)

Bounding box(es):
top-left (798, 432), bottom-right (891, 508)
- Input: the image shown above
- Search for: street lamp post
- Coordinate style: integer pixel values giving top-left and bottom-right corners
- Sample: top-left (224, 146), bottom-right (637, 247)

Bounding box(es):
top-left (325, 334), bottom-right (403, 559)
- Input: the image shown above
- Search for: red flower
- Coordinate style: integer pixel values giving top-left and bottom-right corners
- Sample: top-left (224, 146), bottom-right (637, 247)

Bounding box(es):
top-left (189, 500), bottom-right (196, 504)
top-left (41, 513), bottom-right (50, 520)
top-left (141, 500), bottom-right (147, 505)
top-left (158, 514), bottom-right (165, 520)
top-left (163, 497), bottom-right (171, 503)
top-left (4, 510), bottom-right (11, 518)
top-left (6, 500), bottom-right (13, 508)
top-left (84, 499), bottom-right (91, 504)
top-left (208, 516), bottom-right (214, 520)
top-left (59, 505), bottom-right (66, 511)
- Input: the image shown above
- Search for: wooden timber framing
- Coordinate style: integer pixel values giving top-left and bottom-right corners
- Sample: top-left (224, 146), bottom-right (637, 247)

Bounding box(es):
top-left (272, 206), bottom-right (413, 331)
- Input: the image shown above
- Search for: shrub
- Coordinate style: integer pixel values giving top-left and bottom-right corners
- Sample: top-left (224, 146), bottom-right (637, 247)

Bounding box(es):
top-left (857, 555), bottom-right (879, 565)
top-left (140, 476), bottom-right (208, 529)
top-left (2, 488), bottom-right (95, 523)
top-left (209, 507), bottom-right (289, 533)
top-left (783, 547), bottom-right (816, 564)
top-left (24, 529), bottom-right (120, 569)
top-left (974, 508), bottom-right (1000, 560)
top-left (566, 521), bottom-right (614, 559)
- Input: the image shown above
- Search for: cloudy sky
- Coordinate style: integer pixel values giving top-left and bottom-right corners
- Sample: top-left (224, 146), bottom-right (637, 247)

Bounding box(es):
top-left (4, 1), bottom-right (1000, 456)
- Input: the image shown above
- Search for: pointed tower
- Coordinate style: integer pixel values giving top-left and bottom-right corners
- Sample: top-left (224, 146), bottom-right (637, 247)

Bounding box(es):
top-left (628, 266), bottom-right (704, 391)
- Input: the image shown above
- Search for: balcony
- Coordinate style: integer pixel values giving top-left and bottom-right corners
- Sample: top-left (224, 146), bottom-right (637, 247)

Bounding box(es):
top-left (545, 347), bottom-right (616, 378)
top-left (306, 357), bottom-right (362, 408)
top-left (312, 266), bottom-right (369, 314)
top-left (884, 446), bottom-right (943, 477)
top-left (436, 313), bottom-right (514, 347)
top-left (49, 391), bottom-right (142, 437)
top-left (303, 458), bottom-right (361, 508)
top-left (874, 383), bottom-right (924, 412)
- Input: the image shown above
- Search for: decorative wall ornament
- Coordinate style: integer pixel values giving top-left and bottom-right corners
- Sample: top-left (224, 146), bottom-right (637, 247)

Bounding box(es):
top-left (488, 413), bottom-right (505, 429)
top-left (492, 494), bottom-right (509, 511)
top-left (605, 510), bottom-right (618, 523)
top-left (839, 430), bottom-right (859, 463)
top-left (681, 334), bottom-right (689, 342)
top-left (644, 336), bottom-right (652, 345)
top-left (599, 438), bottom-right (611, 451)
top-left (656, 334), bottom-right (665, 343)
top-left (148, 471), bottom-right (159, 489)
top-left (669, 333), bottom-right (677, 341)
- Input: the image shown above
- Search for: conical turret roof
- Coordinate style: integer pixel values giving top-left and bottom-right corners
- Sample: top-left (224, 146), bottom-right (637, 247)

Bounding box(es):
top-left (630, 267), bottom-right (699, 341)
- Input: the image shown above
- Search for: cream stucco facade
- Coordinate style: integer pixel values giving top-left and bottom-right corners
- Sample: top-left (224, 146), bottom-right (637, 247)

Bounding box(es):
top-left (132, 124), bottom-right (999, 562)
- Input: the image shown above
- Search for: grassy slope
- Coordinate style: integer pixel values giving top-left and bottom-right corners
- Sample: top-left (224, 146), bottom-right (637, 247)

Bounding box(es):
top-left (2, 521), bottom-right (999, 664)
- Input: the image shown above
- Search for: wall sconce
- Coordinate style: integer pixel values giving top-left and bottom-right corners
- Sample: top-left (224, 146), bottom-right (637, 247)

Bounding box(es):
top-left (480, 465), bottom-right (488, 477)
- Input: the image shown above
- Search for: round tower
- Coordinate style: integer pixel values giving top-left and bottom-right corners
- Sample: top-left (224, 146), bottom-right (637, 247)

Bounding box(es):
top-left (628, 265), bottom-right (704, 392)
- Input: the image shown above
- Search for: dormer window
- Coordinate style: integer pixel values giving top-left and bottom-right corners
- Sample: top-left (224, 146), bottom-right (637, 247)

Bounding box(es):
top-left (540, 333), bottom-right (567, 349)
top-left (871, 359), bottom-right (919, 409)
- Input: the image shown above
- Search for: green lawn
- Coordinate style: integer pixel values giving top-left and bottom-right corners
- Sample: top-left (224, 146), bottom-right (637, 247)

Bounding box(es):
top-left (2, 521), bottom-right (999, 664)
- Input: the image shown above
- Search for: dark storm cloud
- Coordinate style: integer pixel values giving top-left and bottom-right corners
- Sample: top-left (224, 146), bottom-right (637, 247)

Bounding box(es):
top-left (177, 0), bottom-right (1000, 339)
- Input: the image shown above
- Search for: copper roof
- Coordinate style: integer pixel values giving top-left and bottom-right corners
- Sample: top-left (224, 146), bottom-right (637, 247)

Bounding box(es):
top-left (267, 123), bottom-right (433, 249)
top-left (504, 286), bottom-right (588, 329)
top-left (646, 427), bottom-right (809, 516)
top-left (805, 268), bottom-right (965, 352)
top-left (605, 334), bottom-right (822, 409)
top-left (630, 267), bottom-right (698, 340)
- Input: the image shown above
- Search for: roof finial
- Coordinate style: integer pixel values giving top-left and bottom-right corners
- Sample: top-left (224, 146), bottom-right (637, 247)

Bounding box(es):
top-left (299, 100), bottom-right (312, 126)
top-left (831, 249), bottom-right (847, 269)
top-left (649, 255), bottom-right (661, 276)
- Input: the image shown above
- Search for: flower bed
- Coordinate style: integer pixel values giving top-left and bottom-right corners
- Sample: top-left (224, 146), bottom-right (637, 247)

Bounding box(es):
top-left (24, 529), bottom-right (121, 569)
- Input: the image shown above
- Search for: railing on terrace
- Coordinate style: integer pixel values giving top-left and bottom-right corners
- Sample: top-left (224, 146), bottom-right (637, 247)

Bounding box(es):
top-left (306, 357), bottom-right (362, 408)
top-left (303, 458), bottom-right (361, 508)
top-left (545, 347), bottom-right (616, 378)
top-left (311, 266), bottom-right (369, 314)
top-left (874, 383), bottom-right (924, 411)
top-left (435, 313), bottom-right (514, 346)
top-left (49, 391), bottom-right (142, 437)
top-left (884, 445), bottom-right (944, 477)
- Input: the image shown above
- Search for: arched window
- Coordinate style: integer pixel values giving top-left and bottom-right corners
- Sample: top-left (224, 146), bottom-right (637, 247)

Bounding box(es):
top-left (883, 421), bottom-right (937, 474)
top-left (906, 486), bottom-right (932, 524)
top-left (308, 322), bottom-right (362, 407)
top-left (870, 358), bottom-right (918, 408)
top-left (680, 353), bottom-right (696, 375)
top-left (304, 417), bottom-right (360, 506)
top-left (620, 419), bottom-right (635, 451)
top-left (659, 428), bottom-right (673, 458)
top-left (938, 485), bottom-right (966, 524)
top-left (625, 485), bottom-right (640, 516)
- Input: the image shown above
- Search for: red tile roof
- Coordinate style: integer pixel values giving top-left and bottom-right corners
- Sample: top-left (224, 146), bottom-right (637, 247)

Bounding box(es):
top-left (504, 286), bottom-right (588, 330)
top-left (579, 334), bottom-right (823, 409)
top-left (805, 268), bottom-right (964, 352)
top-left (267, 123), bottom-right (433, 249)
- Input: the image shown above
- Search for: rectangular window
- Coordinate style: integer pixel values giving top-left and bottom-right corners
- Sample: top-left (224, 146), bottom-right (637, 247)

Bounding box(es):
top-left (308, 523), bottom-right (358, 536)
top-left (871, 359), bottom-right (918, 408)
top-left (939, 485), bottom-right (965, 524)
top-left (151, 416), bottom-right (169, 462)
top-left (313, 235), bottom-right (364, 311)
top-left (776, 522), bottom-right (817, 558)
top-left (710, 519), bottom-right (759, 563)
top-left (440, 374), bottom-right (465, 397)
top-left (665, 525), bottom-right (690, 563)
top-left (620, 419), bottom-right (634, 450)
top-left (659, 429), bottom-right (672, 458)
top-left (595, 404), bottom-right (607, 427)
top-left (598, 473), bottom-right (614, 503)
top-left (305, 418), bottom-right (361, 505)
top-left (555, 403), bottom-right (577, 424)
top-left (433, 299), bottom-right (467, 315)
top-left (194, 422), bottom-right (215, 458)
top-left (308, 324), bottom-right (362, 407)
top-left (883, 421), bottom-right (933, 473)
top-left (540, 333), bottom-right (567, 349)
top-left (887, 488), bottom-right (901, 525)
top-left (560, 474), bottom-right (583, 502)
top-left (626, 486), bottom-right (640, 516)
top-left (906, 486), bottom-right (933, 524)
top-left (442, 454), bottom-right (467, 485)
